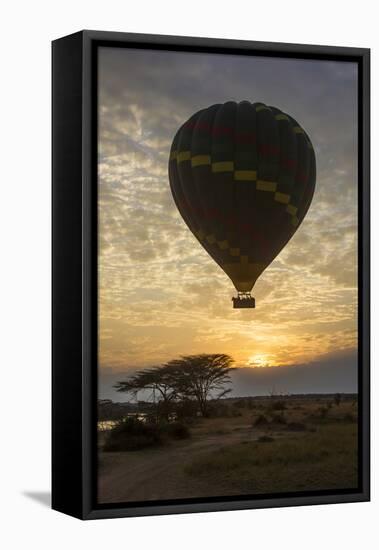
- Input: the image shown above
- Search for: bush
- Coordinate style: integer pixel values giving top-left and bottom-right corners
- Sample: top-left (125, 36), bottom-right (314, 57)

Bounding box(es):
top-left (155, 401), bottom-right (175, 421)
top-left (269, 400), bottom-right (287, 411)
top-left (270, 413), bottom-right (287, 425)
top-left (103, 417), bottom-right (162, 452)
top-left (103, 417), bottom-right (192, 452)
top-left (334, 393), bottom-right (342, 406)
top-left (208, 402), bottom-right (231, 418)
top-left (343, 413), bottom-right (356, 423)
top-left (246, 398), bottom-right (256, 410)
top-left (213, 428), bottom-right (229, 435)
top-left (254, 414), bottom-right (269, 427)
top-left (318, 406), bottom-right (329, 419)
top-left (258, 435), bottom-right (274, 443)
top-left (162, 421), bottom-right (191, 439)
top-left (286, 422), bottom-right (307, 432)
top-left (174, 400), bottom-right (198, 421)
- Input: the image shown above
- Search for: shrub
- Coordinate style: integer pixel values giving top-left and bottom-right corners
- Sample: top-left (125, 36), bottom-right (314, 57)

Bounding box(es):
top-left (207, 402), bottom-right (231, 418)
top-left (214, 428), bottom-right (229, 435)
top-left (103, 417), bottom-right (162, 452)
top-left (254, 414), bottom-right (269, 427)
top-left (258, 435), bottom-right (274, 443)
top-left (103, 417), bottom-right (192, 452)
top-left (343, 413), bottom-right (356, 423)
top-left (334, 393), bottom-right (342, 406)
top-left (174, 400), bottom-right (198, 421)
top-left (155, 401), bottom-right (175, 421)
top-left (286, 422), bottom-right (307, 432)
top-left (318, 406), bottom-right (329, 419)
top-left (270, 413), bottom-right (287, 425)
top-left (162, 421), bottom-right (191, 439)
top-left (269, 400), bottom-right (287, 411)
top-left (246, 398), bottom-right (255, 410)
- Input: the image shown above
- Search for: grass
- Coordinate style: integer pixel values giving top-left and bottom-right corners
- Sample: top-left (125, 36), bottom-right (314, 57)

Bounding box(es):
top-left (99, 395), bottom-right (359, 501)
top-left (257, 435), bottom-right (275, 443)
top-left (185, 422), bottom-right (358, 493)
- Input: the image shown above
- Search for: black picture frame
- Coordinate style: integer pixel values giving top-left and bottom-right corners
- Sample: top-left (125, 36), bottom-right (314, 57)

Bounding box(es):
top-left (52, 30), bottom-right (370, 520)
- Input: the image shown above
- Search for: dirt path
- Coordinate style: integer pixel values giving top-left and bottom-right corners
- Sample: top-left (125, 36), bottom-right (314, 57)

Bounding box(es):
top-left (98, 424), bottom-right (259, 503)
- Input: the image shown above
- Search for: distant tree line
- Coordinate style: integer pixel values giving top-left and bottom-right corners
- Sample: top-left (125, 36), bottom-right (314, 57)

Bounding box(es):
top-left (114, 353), bottom-right (235, 419)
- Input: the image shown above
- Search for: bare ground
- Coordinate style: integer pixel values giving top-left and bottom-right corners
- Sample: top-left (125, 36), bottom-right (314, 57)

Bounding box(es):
top-left (97, 397), bottom-right (358, 504)
top-left (98, 423), bottom-right (261, 503)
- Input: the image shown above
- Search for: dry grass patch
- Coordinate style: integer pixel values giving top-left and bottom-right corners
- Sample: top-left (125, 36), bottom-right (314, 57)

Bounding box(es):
top-left (185, 422), bottom-right (358, 493)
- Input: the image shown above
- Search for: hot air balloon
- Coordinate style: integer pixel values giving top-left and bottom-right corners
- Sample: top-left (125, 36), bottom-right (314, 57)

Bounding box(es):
top-left (168, 101), bottom-right (316, 308)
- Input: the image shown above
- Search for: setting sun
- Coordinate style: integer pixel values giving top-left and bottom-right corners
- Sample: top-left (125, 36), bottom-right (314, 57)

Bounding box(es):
top-left (247, 354), bottom-right (276, 368)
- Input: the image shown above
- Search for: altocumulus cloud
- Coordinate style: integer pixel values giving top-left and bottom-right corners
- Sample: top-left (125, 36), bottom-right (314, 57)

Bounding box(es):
top-left (97, 46), bottom-right (358, 389)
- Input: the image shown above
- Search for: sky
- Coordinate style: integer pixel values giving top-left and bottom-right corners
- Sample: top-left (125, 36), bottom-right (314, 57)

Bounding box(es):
top-left (97, 46), bottom-right (358, 399)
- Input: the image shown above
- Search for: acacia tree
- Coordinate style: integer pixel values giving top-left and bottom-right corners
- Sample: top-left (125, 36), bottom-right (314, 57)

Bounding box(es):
top-left (166, 354), bottom-right (235, 417)
top-left (115, 354), bottom-right (235, 420)
top-left (114, 366), bottom-right (178, 420)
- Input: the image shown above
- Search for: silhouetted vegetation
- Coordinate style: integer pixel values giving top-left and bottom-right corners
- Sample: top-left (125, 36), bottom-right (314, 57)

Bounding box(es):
top-left (268, 400), bottom-right (287, 412)
top-left (343, 412), bottom-right (356, 423)
top-left (174, 400), bottom-right (198, 422)
top-left (103, 417), bottom-right (190, 451)
top-left (254, 414), bottom-right (269, 427)
top-left (258, 435), bottom-right (275, 443)
top-left (286, 421), bottom-right (307, 432)
top-left (115, 353), bottom-right (235, 419)
top-left (98, 394), bottom-right (359, 503)
top-left (98, 399), bottom-right (150, 422)
top-left (162, 421), bottom-right (191, 440)
top-left (103, 417), bottom-right (163, 452)
top-left (270, 413), bottom-right (287, 425)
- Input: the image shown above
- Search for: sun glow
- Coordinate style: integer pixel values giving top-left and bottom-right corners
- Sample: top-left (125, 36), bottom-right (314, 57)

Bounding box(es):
top-left (247, 354), bottom-right (277, 368)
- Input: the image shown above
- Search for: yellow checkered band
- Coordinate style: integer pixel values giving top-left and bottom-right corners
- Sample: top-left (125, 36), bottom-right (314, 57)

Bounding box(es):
top-left (171, 151), bottom-right (304, 230)
top-left (274, 192), bottom-right (291, 204)
top-left (212, 161), bottom-right (234, 173)
top-left (234, 170), bottom-right (257, 181)
top-left (257, 180), bottom-right (277, 192)
top-left (177, 150), bottom-right (191, 163)
top-left (217, 240), bottom-right (229, 250)
top-left (229, 247), bottom-right (240, 256)
top-left (256, 105), bottom-right (271, 112)
top-left (191, 154), bottom-right (211, 167)
top-left (286, 204), bottom-right (298, 216)
top-left (293, 126), bottom-right (304, 134)
top-left (275, 114), bottom-right (290, 121)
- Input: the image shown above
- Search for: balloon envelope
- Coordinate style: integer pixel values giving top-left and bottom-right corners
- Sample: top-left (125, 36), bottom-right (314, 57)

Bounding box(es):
top-left (168, 101), bottom-right (316, 296)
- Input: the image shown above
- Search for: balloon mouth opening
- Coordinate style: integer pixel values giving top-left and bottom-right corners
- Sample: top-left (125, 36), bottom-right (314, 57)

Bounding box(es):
top-left (232, 292), bottom-right (255, 309)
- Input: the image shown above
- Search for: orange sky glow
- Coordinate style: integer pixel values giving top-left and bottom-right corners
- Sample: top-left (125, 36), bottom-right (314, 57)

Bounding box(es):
top-left (97, 48), bottom-right (358, 377)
